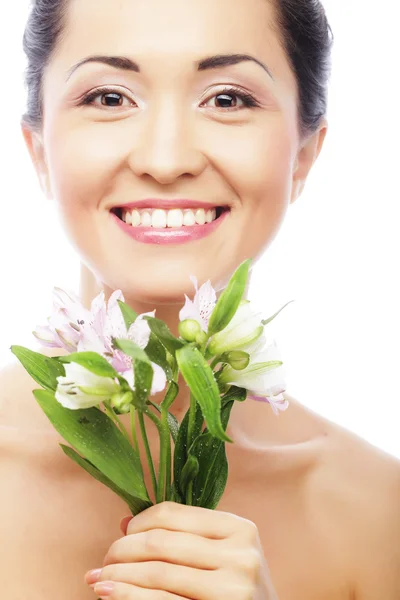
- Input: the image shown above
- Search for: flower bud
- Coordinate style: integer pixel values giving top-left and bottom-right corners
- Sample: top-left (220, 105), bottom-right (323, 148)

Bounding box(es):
top-left (195, 330), bottom-right (208, 346)
top-left (111, 391), bottom-right (134, 414)
top-left (179, 319), bottom-right (202, 342)
top-left (222, 350), bottom-right (250, 370)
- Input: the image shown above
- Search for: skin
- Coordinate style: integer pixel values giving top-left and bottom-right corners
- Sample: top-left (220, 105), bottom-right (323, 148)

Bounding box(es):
top-left (1, 0), bottom-right (397, 598)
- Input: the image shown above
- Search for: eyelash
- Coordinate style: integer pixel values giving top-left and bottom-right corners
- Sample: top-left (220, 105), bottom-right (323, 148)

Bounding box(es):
top-left (79, 85), bottom-right (261, 112)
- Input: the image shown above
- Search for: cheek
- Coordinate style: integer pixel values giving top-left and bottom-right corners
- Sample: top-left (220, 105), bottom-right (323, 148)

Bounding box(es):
top-left (44, 120), bottom-right (128, 220)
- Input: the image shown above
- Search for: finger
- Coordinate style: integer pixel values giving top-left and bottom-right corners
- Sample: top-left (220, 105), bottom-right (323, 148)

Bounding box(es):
top-left (126, 501), bottom-right (249, 539)
top-left (93, 580), bottom-right (187, 600)
top-left (94, 561), bottom-right (217, 600)
top-left (103, 529), bottom-right (223, 569)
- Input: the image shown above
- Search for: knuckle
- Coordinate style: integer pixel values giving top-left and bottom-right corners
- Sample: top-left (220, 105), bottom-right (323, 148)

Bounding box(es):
top-left (144, 528), bottom-right (166, 553)
top-left (154, 501), bottom-right (175, 521)
top-left (238, 548), bottom-right (261, 578)
top-left (146, 560), bottom-right (169, 587)
top-left (242, 519), bottom-right (259, 543)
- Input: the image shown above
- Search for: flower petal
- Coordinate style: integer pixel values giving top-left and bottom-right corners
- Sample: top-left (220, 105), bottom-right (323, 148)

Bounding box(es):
top-left (150, 362), bottom-right (167, 395)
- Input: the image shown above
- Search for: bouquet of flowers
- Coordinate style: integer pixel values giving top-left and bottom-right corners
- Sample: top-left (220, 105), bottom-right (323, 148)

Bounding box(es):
top-left (11, 259), bottom-right (291, 515)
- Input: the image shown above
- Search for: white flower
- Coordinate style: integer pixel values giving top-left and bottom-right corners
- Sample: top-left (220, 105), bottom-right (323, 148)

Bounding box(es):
top-left (207, 300), bottom-right (264, 355)
top-left (219, 339), bottom-right (288, 414)
top-left (179, 276), bottom-right (217, 332)
top-left (55, 362), bottom-right (120, 410)
top-left (121, 362), bottom-right (167, 396)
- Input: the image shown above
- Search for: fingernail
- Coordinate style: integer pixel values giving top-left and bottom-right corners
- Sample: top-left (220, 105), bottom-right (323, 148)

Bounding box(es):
top-left (94, 581), bottom-right (115, 596)
top-left (120, 515), bottom-right (133, 535)
top-left (85, 568), bottom-right (102, 584)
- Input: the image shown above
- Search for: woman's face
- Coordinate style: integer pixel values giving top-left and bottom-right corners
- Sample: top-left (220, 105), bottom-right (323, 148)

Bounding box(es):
top-left (25, 0), bottom-right (326, 304)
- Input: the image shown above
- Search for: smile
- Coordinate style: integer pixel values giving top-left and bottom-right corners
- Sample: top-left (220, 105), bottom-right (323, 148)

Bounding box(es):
top-left (110, 206), bottom-right (230, 245)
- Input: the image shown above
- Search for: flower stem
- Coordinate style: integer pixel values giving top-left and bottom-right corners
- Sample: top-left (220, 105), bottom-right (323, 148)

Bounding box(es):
top-left (138, 410), bottom-right (158, 502)
top-left (157, 408), bottom-right (172, 503)
top-left (103, 402), bottom-right (130, 441)
top-left (129, 405), bottom-right (139, 453)
top-left (186, 480), bottom-right (193, 505)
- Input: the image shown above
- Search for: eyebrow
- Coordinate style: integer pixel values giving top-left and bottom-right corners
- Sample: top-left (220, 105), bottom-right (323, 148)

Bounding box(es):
top-left (65, 53), bottom-right (274, 82)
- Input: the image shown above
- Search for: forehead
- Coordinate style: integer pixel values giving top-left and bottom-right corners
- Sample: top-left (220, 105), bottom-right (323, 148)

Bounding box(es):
top-left (48, 0), bottom-right (294, 88)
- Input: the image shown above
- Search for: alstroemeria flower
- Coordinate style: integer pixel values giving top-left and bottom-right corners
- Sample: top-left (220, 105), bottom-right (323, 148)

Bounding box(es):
top-left (33, 287), bottom-right (92, 352)
top-left (55, 362), bottom-right (120, 410)
top-left (218, 339), bottom-right (288, 415)
top-left (34, 287), bottom-right (167, 396)
top-left (179, 275), bottom-right (217, 332)
top-left (207, 300), bottom-right (264, 355)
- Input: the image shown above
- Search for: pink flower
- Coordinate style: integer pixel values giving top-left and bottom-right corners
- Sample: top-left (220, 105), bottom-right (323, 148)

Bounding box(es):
top-left (34, 287), bottom-right (167, 396)
top-left (179, 276), bottom-right (217, 332)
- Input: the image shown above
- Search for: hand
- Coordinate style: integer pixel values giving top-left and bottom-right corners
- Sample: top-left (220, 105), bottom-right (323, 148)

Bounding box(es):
top-left (85, 501), bottom-right (279, 599)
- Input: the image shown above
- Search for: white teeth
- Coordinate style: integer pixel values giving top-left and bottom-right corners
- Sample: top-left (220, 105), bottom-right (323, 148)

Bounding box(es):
top-left (183, 210), bottom-right (196, 226)
top-left (195, 209), bottom-right (206, 225)
top-left (121, 206), bottom-right (222, 227)
top-left (141, 211), bottom-right (152, 227)
top-left (131, 210), bottom-right (141, 226)
top-left (167, 209), bottom-right (184, 227)
top-left (151, 209), bottom-right (167, 228)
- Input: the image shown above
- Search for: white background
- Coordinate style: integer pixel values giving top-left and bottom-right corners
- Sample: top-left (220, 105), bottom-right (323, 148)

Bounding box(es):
top-left (0, 1), bottom-right (399, 458)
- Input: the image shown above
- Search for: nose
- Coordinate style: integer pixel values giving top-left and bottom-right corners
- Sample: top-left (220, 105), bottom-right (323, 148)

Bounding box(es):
top-left (127, 101), bottom-right (207, 185)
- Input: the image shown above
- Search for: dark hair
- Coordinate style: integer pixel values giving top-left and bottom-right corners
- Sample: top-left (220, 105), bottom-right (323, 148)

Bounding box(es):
top-left (21, 0), bottom-right (334, 140)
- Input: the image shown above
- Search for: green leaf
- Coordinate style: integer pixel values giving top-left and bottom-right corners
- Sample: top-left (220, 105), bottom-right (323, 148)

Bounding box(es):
top-left (261, 300), bottom-right (295, 326)
top-left (179, 454), bottom-right (199, 497)
top-left (58, 352), bottom-right (119, 379)
top-left (10, 346), bottom-right (65, 391)
top-left (146, 334), bottom-right (173, 381)
top-left (133, 360), bottom-right (154, 407)
top-left (112, 338), bottom-right (151, 364)
top-left (173, 401), bottom-right (204, 499)
top-left (60, 445), bottom-right (152, 515)
top-left (117, 300), bottom-right (138, 330)
top-left (220, 385), bottom-right (247, 407)
top-left (33, 389), bottom-right (150, 502)
top-left (176, 345), bottom-right (232, 443)
top-left (143, 316), bottom-right (185, 356)
top-left (190, 398), bottom-right (236, 509)
top-left (207, 259), bottom-right (251, 336)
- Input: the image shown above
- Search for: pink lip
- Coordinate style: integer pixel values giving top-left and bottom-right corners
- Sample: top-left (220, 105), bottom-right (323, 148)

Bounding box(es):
top-left (110, 209), bottom-right (229, 245)
top-left (114, 199), bottom-right (223, 210)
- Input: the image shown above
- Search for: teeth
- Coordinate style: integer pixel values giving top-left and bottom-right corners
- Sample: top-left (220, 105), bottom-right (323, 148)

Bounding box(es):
top-left (195, 209), bottom-right (206, 225)
top-left (183, 210), bottom-right (196, 226)
top-left (151, 209), bottom-right (167, 228)
top-left (131, 210), bottom-right (141, 226)
top-left (141, 211), bottom-right (152, 227)
top-left (167, 209), bottom-right (183, 227)
top-left (121, 207), bottom-right (219, 227)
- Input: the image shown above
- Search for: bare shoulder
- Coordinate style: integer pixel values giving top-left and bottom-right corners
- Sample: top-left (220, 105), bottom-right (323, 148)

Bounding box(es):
top-left (317, 419), bottom-right (400, 599)
top-left (0, 345), bottom-right (68, 432)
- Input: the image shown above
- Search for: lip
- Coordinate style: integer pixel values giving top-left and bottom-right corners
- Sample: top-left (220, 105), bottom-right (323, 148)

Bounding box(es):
top-left (110, 207), bottom-right (229, 245)
top-left (113, 199), bottom-right (225, 210)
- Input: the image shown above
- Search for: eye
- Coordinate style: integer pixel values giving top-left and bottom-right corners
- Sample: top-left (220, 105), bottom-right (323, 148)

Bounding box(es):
top-left (80, 87), bottom-right (135, 109)
top-left (202, 86), bottom-right (261, 111)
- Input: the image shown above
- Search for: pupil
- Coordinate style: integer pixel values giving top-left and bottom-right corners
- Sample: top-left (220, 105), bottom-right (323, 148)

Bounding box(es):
top-left (216, 94), bottom-right (236, 108)
top-left (102, 93), bottom-right (122, 107)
